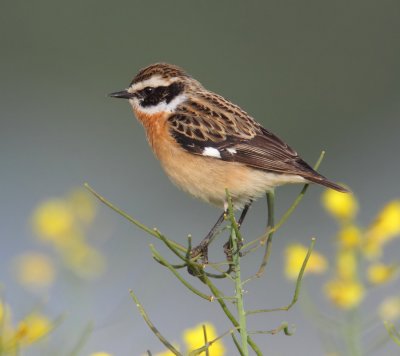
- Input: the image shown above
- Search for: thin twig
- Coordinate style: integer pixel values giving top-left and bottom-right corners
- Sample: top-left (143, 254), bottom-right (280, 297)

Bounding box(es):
top-left (202, 324), bottom-right (210, 356)
top-left (189, 327), bottom-right (239, 356)
top-left (242, 150), bottom-right (325, 253)
top-left (129, 289), bottom-right (182, 356)
top-left (150, 245), bottom-right (213, 301)
top-left (247, 238), bottom-right (316, 314)
top-left (154, 228), bottom-right (188, 262)
top-left (272, 151), bottom-right (325, 233)
top-left (255, 190), bottom-right (275, 278)
top-left (67, 322), bottom-right (94, 356)
top-left (250, 322), bottom-right (295, 336)
top-left (384, 321), bottom-right (400, 346)
top-left (84, 183), bottom-right (186, 252)
top-left (231, 333), bottom-right (245, 356)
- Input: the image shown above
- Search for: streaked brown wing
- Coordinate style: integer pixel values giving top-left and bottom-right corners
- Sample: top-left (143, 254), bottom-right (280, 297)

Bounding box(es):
top-left (220, 130), bottom-right (316, 176)
top-left (168, 93), bottom-right (347, 192)
top-left (168, 97), bottom-right (316, 177)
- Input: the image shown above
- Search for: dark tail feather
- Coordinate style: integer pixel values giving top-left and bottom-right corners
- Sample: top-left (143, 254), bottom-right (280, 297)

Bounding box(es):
top-left (306, 174), bottom-right (349, 193)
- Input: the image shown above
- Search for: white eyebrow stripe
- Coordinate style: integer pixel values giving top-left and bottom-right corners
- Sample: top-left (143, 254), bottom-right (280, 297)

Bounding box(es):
top-left (202, 147), bottom-right (221, 158)
top-left (132, 93), bottom-right (187, 115)
top-left (129, 76), bottom-right (174, 92)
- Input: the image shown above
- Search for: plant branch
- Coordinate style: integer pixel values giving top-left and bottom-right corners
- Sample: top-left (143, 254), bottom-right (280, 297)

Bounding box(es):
top-left (84, 183), bottom-right (186, 252)
top-left (150, 245), bottom-right (213, 301)
top-left (226, 189), bottom-right (249, 355)
top-left (241, 150), bottom-right (325, 254)
top-left (129, 289), bottom-right (182, 356)
top-left (202, 275), bottom-right (262, 355)
top-left (250, 322), bottom-right (295, 336)
top-left (247, 238), bottom-right (316, 314)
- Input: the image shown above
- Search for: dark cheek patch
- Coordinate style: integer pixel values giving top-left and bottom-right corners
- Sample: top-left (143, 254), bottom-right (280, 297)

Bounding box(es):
top-left (140, 83), bottom-right (184, 107)
top-left (165, 82), bottom-right (184, 103)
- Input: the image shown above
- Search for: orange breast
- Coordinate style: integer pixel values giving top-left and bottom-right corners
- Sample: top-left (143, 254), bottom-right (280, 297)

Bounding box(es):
top-left (133, 109), bottom-right (171, 159)
top-left (132, 107), bottom-right (283, 209)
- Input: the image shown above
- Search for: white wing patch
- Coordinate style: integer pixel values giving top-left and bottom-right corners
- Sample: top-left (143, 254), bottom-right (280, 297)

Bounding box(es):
top-left (227, 148), bottom-right (237, 154)
top-left (202, 147), bottom-right (221, 158)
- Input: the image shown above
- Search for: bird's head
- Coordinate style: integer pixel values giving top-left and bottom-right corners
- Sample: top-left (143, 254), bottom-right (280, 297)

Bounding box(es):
top-left (109, 63), bottom-right (198, 115)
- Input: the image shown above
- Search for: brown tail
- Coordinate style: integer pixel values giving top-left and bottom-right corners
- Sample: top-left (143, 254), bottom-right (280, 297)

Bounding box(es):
top-left (306, 174), bottom-right (349, 193)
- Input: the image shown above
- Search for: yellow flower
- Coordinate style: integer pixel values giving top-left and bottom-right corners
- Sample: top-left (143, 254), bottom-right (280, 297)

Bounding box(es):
top-left (90, 353), bottom-right (113, 356)
top-left (0, 302), bottom-right (17, 352)
top-left (322, 189), bottom-right (358, 221)
top-left (67, 188), bottom-right (97, 224)
top-left (32, 199), bottom-right (74, 240)
top-left (379, 297), bottom-right (400, 321)
top-left (338, 225), bottom-right (362, 249)
top-left (183, 322), bottom-right (225, 355)
top-left (367, 200), bottom-right (400, 244)
top-left (336, 249), bottom-right (357, 281)
top-left (362, 238), bottom-right (383, 260)
top-left (367, 263), bottom-right (397, 285)
top-left (15, 252), bottom-right (55, 288)
top-left (284, 243), bottom-right (328, 280)
top-left (16, 313), bottom-right (52, 345)
top-left (62, 241), bottom-right (105, 279)
top-left (325, 279), bottom-right (364, 309)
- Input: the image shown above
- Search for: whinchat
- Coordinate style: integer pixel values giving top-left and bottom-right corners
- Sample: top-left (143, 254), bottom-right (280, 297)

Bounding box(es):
top-left (110, 63), bottom-right (347, 261)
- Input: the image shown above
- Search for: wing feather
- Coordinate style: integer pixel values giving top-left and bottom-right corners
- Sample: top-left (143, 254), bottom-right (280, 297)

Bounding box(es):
top-left (168, 95), bottom-right (347, 192)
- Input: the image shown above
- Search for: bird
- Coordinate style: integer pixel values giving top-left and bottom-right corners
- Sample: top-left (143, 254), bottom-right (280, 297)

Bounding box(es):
top-left (109, 63), bottom-right (347, 262)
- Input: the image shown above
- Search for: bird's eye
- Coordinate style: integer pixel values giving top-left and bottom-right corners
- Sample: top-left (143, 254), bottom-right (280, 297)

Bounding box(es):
top-left (144, 87), bottom-right (154, 95)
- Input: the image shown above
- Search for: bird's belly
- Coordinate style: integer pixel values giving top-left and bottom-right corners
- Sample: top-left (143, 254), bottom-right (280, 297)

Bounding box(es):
top-left (143, 121), bottom-right (305, 209)
top-left (157, 141), bottom-right (299, 209)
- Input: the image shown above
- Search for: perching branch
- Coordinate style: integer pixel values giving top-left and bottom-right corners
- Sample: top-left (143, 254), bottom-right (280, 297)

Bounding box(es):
top-left (86, 151), bottom-right (327, 355)
top-left (84, 183), bottom-right (186, 253)
top-left (226, 189), bottom-right (249, 355)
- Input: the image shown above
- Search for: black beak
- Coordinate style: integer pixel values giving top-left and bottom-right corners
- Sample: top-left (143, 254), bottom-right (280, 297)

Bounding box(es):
top-left (108, 90), bottom-right (135, 99)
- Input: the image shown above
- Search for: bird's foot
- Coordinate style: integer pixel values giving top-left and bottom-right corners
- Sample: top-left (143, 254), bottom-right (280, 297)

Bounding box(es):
top-left (188, 243), bottom-right (209, 276)
top-left (223, 239), bottom-right (243, 262)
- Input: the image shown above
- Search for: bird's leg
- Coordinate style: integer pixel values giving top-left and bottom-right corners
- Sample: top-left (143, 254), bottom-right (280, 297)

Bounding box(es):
top-left (223, 202), bottom-right (252, 261)
top-left (190, 211), bottom-right (226, 265)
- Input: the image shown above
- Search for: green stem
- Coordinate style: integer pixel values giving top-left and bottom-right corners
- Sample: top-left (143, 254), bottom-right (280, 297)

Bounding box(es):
top-left (232, 228), bottom-right (249, 355)
top-left (250, 322), bottom-right (294, 336)
top-left (150, 245), bottom-right (213, 301)
top-left (384, 321), bottom-right (400, 346)
top-left (129, 289), bottom-right (182, 356)
top-left (226, 190), bottom-right (249, 355)
top-left (231, 333), bottom-right (245, 356)
top-left (242, 150), bottom-right (325, 252)
top-left (189, 327), bottom-right (238, 356)
top-left (247, 238), bottom-right (316, 314)
top-left (344, 308), bottom-right (362, 356)
top-left (67, 322), bottom-right (93, 356)
top-left (202, 275), bottom-right (262, 355)
top-left (256, 190), bottom-right (275, 277)
top-left (271, 151), bottom-right (325, 234)
top-left (202, 325), bottom-right (210, 356)
top-left (84, 183), bottom-right (186, 252)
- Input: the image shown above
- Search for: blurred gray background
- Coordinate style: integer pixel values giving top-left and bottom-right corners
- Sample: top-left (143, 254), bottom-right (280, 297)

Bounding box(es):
top-left (1, 0), bottom-right (400, 355)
